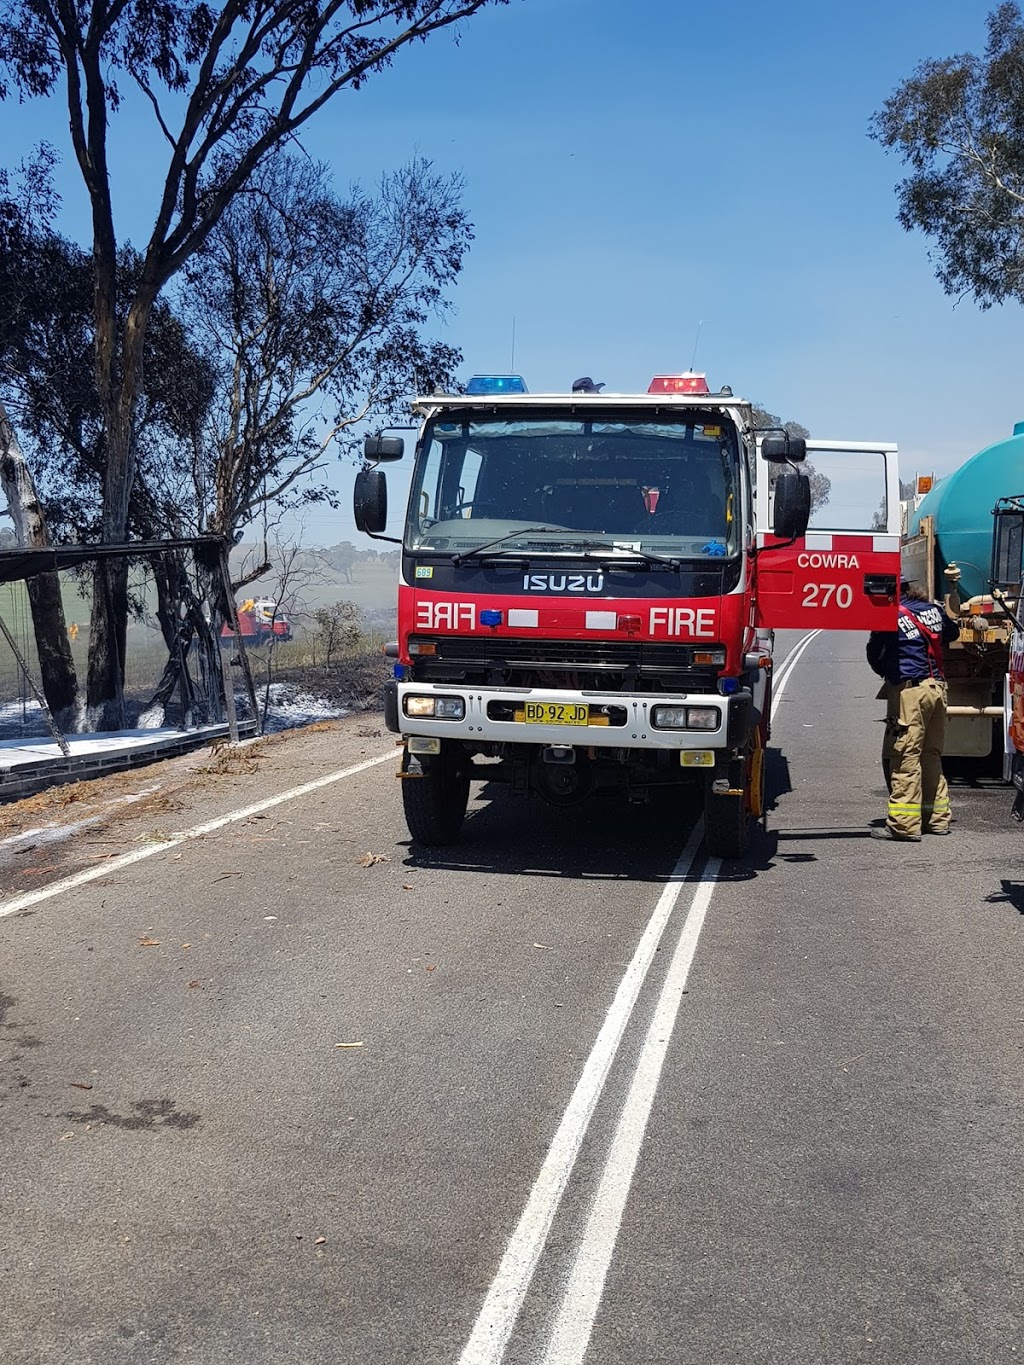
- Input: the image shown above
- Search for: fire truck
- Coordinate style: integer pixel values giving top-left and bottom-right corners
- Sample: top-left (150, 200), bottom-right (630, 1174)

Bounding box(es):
top-left (220, 597), bottom-right (293, 647)
top-left (354, 373), bottom-right (901, 857)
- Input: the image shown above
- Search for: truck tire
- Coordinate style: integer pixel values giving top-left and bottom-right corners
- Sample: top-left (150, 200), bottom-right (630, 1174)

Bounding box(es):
top-left (402, 744), bottom-right (470, 846)
top-left (703, 738), bottom-right (763, 860)
top-left (703, 785), bottom-right (750, 860)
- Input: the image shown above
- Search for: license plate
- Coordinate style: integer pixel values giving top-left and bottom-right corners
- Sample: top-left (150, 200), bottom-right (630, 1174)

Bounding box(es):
top-left (517, 702), bottom-right (590, 726)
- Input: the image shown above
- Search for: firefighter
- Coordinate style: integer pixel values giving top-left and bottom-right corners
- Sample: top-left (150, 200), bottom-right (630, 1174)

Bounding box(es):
top-left (866, 566), bottom-right (962, 841)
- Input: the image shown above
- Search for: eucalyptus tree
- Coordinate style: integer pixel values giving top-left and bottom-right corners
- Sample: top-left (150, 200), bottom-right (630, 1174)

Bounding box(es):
top-left (0, 0), bottom-right (507, 716)
top-left (872, 3), bottom-right (1024, 310)
top-left (181, 153), bottom-right (466, 554)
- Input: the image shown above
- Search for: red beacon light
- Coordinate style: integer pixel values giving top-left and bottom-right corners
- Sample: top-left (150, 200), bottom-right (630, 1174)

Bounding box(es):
top-left (647, 371), bottom-right (710, 395)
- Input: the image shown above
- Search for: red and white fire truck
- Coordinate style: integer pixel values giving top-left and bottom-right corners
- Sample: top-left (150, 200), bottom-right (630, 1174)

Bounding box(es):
top-left (354, 372), bottom-right (901, 856)
top-left (220, 597), bottom-right (293, 647)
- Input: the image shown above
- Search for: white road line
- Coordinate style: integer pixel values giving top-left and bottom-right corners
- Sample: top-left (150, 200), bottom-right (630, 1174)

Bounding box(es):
top-left (0, 750), bottom-right (393, 919)
top-left (531, 627), bottom-right (819, 1362)
top-left (457, 823), bottom-right (706, 1365)
top-left (459, 625), bottom-right (820, 1365)
top-left (771, 630), bottom-right (820, 706)
top-left (540, 863), bottom-right (720, 1365)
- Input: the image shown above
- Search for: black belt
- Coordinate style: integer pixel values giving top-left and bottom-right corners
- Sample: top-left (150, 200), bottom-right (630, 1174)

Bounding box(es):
top-left (898, 675), bottom-right (942, 685)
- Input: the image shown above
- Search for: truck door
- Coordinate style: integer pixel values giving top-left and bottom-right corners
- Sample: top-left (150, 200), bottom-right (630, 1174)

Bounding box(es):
top-left (754, 440), bottom-right (900, 631)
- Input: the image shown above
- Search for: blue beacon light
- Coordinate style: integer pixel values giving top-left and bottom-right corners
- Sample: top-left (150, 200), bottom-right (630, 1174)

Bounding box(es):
top-left (479, 609), bottom-right (503, 628)
top-left (464, 375), bottom-right (528, 395)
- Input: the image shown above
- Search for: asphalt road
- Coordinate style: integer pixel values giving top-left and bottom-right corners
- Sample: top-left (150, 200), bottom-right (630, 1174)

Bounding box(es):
top-left (2, 630), bottom-right (1023, 1365)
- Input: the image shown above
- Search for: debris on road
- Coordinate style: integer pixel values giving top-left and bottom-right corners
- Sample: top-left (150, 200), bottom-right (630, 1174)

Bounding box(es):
top-left (356, 852), bottom-right (388, 867)
top-left (334, 1041), bottom-right (365, 1049)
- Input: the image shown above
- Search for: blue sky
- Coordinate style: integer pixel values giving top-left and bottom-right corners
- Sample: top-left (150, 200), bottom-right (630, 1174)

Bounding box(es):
top-left (3, 0), bottom-right (1020, 547)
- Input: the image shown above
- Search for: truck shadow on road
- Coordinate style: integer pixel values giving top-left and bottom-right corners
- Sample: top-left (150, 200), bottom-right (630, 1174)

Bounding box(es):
top-left (402, 790), bottom-right (702, 883)
top-left (401, 747), bottom-right (801, 883)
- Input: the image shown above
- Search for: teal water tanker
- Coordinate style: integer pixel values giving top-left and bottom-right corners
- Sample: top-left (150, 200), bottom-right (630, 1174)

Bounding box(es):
top-left (902, 422), bottom-right (1024, 766)
top-left (907, 422), bottom-right (1024, 601)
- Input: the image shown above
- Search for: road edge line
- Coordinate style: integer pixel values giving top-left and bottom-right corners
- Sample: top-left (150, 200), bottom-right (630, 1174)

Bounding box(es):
top-left (0, 750), bottom-right (393, 919)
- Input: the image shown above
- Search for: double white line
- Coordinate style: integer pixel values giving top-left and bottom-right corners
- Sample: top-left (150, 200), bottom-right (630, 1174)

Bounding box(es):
top-left (458, 628), bottom-right (820, 1365)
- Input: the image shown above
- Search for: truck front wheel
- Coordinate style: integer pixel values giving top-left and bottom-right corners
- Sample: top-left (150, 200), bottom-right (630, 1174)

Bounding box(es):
top-left (703, 738), bottom-right (763, 861)
top-left (401, 743), bottom-right (470, 846)
top-left (703, 785), bottom-right (749, 860)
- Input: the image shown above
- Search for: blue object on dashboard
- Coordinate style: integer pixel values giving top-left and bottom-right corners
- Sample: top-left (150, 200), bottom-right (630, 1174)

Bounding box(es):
top-left (701, 540), bottom-right (727, 556)
top-left (465, 374), bottom-right (528, 395)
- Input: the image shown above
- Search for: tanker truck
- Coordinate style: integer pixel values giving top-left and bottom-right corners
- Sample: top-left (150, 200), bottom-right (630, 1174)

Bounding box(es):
top-left (902, 421), bottom-right (1024, 772)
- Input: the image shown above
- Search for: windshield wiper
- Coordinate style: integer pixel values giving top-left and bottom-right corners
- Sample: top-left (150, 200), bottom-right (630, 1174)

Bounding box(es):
top-left (448, 530), bottom-right (716, 570)
top-left (549, 538), bottom-right (685, 570)
top-left (449, 528), bottom-right (562, 565)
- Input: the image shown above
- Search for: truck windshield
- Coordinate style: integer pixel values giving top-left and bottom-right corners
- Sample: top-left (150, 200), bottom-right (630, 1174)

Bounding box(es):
top-left (407, 414), bottom-right (741, 558)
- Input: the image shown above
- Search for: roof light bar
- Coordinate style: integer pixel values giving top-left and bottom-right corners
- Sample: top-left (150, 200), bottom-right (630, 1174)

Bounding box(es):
top-left (464, 374), bottom-right (528, 395)
top-left (647, 371), bottom-right (710, 395)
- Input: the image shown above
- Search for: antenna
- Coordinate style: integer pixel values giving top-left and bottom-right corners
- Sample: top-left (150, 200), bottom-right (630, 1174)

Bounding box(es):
top-left (690, 320), bottom-right (703, 371)
top-left (510, 316), bottom-right (516, 372)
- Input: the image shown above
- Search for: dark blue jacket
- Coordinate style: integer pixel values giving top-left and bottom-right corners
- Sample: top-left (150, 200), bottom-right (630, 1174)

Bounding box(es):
top-left (866, 598), bottom-right (959, 684)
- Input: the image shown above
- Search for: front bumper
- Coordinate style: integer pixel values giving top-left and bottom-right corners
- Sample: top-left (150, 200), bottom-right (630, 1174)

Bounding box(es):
top-left (385, 680), bottom-right (750, 751)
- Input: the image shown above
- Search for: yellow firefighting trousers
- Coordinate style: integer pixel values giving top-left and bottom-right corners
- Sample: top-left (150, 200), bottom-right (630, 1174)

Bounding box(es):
top-left (882, 678), bottom-right (952, 837)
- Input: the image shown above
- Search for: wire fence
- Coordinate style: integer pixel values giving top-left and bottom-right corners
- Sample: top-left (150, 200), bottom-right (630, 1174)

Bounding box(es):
top-left (0, 540), bottom-right (257, 745)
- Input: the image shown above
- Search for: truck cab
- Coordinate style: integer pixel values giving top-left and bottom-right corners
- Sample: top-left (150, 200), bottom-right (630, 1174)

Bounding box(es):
top-left (356, 373), bottom-right (900, 858)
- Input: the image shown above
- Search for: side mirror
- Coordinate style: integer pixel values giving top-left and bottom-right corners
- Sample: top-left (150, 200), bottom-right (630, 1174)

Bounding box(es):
top-left (761, 434), bottom-right (807, 464)
top-left (992, 508), bottom-right (1024, 591)
top-left (773, 468), bottom-right (811, 540)
top-left (364, 433), bottom-right (405, 462)
top-left (354, 467), bottom-right (388, 534)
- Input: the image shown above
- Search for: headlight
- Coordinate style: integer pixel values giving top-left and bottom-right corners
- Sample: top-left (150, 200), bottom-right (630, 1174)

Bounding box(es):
top-left (434, 697), bottom-right (465, 719)
top-left (404, 694), bottom-right (465, 720)
top-left (652, 705), bottom-right (688, 729)
top-left (651, 704), bottom-right (721, 731)
top-left (405, 696), bottom-right (436, 717)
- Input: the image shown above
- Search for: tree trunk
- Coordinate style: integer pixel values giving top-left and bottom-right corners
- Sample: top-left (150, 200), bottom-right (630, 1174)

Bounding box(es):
top-left (144, 552), bottom-right (197, 728)
top-left (86, 559), bottom-right (128, 729)
top-left (86, 289), bottom-right (151, 720)
top-left (0, 402), bottom-right (81, 729)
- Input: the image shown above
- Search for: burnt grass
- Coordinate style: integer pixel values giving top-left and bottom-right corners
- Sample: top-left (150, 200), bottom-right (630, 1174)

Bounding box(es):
top-left (252, 648), bottom-right (392, 715)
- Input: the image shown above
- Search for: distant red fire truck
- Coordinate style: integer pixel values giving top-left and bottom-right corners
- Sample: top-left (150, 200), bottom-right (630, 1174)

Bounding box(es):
top-left (220, 597), bottom-right (292, 647)
top-left (354, 372), bottom-right (901, 857)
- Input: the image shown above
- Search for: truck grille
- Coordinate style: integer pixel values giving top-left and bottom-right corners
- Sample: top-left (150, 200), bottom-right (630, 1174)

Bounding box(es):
top-left (412, 637), bottom-right (718, 693)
